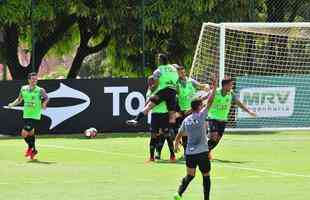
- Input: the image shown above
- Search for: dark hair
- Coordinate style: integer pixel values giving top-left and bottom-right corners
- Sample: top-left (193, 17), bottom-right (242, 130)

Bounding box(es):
top-left (158, 53), bottom-right (168, 65)
top-left (28, 72), bottom-right (37, 79)
top-left (221, 78), bottom-right (233, 87)
top-left (173, 64), bottom-right (184, 70)
top-left (191, 98), bottom-right (203, 111)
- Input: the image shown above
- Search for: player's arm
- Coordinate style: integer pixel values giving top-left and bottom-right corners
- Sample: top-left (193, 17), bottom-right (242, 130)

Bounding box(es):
top-left (41, 88), bottom-right (49, 109)
top-left (152, 69), bottom-right (160, 89)
top-left (235, 99), bottom-right (256, 117)
top-left (174, 122), bottom-right (186, 153)
top-left (8, 90), bottom-right (23, 107)
top-left (206, 76), bottom-right (218, 109)
top-left (174, 131), bottom-right (185, 153)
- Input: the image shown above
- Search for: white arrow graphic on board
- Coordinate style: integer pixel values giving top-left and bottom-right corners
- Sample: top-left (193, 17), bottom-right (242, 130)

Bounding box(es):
top-left (3, 83), bottom-right (91, 130)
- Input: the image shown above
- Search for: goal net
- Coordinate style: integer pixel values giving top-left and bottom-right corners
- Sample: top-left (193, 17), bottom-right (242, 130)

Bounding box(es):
top-left (190, 22), bottom-right (310, 131)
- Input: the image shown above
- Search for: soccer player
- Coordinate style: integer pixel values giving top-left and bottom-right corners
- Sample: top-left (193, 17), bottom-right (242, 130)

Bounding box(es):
top-left (146, 76), bottom-right (176, 162)
top-left (175, 64), bottom-right (209, 157)
top-left (207, 77), bottom-right (256, 152)
top-left (8, 73), bottom-right (49, 160)
top-left (173, 97), bottom-right (213, 200)
top-left (126, 53), bottom-right (179, 126)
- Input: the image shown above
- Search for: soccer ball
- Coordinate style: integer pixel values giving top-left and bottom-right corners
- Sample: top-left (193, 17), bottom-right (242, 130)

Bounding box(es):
top-left (84, 127), bottom-right (97, 138)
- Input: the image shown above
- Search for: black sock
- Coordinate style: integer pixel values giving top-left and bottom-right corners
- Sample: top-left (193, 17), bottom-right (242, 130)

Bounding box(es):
top-left (208, 139), bottom-right (218, 150)
top-left (166, 136), bottom-right (175, 157)
top-left (178, 175), bottom-right (194, 196)
top-left (155, 136), bottom-right (163, 158)
top-left (157, 135), bottom-right (165, 155)
top-left (203, 176), bottom-right (211, 200)
top-left (135, 112), bottom-right (145, 122)
top-left (28, 135), bottom-right (36, 150)
top-left (149, 137), bottom-right (157, 158)
top-left (24, 136), bottom-right (31, 148)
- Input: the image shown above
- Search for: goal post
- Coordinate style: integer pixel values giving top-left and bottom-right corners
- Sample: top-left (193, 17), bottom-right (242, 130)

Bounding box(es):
top-left (190, 22), bottom-right (310, 132)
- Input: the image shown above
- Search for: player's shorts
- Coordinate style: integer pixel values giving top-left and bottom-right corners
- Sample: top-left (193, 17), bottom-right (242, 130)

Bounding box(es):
top-left (208, 119), bottom-right (227, 136)
top-left (150, 88), bottom-right (177, 112)
top-left (186, 151), bottom-right (211, 174)
top-left (150, 113), bottom-right (169, 136)
top-left (23, 119), bottom-right (40, 132)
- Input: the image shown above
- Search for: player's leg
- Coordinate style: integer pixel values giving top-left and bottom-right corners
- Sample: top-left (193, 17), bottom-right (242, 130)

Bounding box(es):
top-left (22, 119), bottom-right (36, 158)
top-left (207, 120), bottom-right (225, 150)
top-left (174, 154), bottom-right (197, 200)
top-left (162, 128), bottom-right (176, 161)
top-left (197, 152), bottom-right (211, 200)
top-left (126, 91), bottom-right (165, 126)
top-left (148, 114), bottom-right (160, 162)
top-left (156, 131), bottom-right (165, 159)
top-left (148, 134), bottom-right (157, 162)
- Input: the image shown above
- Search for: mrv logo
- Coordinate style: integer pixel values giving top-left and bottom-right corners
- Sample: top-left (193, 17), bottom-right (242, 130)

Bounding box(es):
top-left (238, 87), bottom-right (295, 118)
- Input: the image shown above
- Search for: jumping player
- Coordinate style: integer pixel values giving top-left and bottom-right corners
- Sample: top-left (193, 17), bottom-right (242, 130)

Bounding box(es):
top-left (126, 53), bottom-right (179, 126)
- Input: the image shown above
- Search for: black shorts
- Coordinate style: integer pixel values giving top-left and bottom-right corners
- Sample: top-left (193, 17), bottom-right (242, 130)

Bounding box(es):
top-left (23, 119), bottom-right (40, 132)
top-left (150, 88), bottom-right (177, 112)
top-left (186, 151), bottom-right (211, 174)
top-left (150, 113), bottom-right (169, 136)
top-left (208, 119), bottom-right (226, 136)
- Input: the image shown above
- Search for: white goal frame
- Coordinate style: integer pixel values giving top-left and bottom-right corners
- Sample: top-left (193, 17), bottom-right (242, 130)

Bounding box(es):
top-left (191, 22), bottom-right (310, 132)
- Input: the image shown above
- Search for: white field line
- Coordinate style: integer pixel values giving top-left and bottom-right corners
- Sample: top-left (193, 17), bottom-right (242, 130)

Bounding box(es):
top-left (42, 144), bottom-right (310, 179)
top-left (1, 143), bottom-right (310, 179)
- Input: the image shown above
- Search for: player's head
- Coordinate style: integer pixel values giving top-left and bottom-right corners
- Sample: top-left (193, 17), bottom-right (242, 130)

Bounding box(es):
top-left (221, 77), bottom-right (233, 92)
top-left (28, 72), bottom-right (38, 86)
top-left (191, 98), bottom-right (203, 112)
top-left (174, 64), bottom-right (186, 80)
top-left (157, 53), bottom-right (168, 65)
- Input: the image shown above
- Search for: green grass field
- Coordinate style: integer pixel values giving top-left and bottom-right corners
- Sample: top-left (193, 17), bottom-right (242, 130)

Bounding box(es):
top-left (1, 131), bottom-right (310, 200)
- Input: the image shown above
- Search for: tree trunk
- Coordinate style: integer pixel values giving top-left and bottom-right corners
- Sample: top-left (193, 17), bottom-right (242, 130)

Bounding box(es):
top-left (67, 46), bottom-right (88, 78)
top-left (3, 24), bottom-right (30, 79)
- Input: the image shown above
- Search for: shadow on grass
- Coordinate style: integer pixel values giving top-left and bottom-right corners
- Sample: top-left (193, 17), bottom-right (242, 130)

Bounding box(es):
top-left (212, 158), bottom-right (248, 164)
top-left (27, 159), bottom-right (56, 165)
top-left (0, 132), bottom-right (150, 140)
top-left (155, 159), bottom-right (185, 165)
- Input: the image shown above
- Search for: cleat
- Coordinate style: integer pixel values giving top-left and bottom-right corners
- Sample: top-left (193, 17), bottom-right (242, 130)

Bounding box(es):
top-left (30, 149), bottom-right (38, 160)
top-left (170, 155), bottom-right (177, 162)
top-left (145, 157), bottom-right (155, 163)
top-left (155, 155), bottom-right (161, 160)
top-left (126, 119), bottom-right (138, 126)
top-left (208, 151), bottom-right (213, 160)
top-left (173, 192), bottom-right (182, 200)
top-left (24, 148), bottom-right (32, 157)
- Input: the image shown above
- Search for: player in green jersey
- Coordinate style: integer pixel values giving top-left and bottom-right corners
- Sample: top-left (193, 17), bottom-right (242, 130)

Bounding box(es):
top-left (126, 53), bottom-right (179, 126)
top-left (146, 76), bottom-right (176, 162)
top-left (207, 77), bottom-right (256, 154)
top-left (175, 64), bottom-right (209, 157)
top-left (8, 73), bottom-right (49, 160)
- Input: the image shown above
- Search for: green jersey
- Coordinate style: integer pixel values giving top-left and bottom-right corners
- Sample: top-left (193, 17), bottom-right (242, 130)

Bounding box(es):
top-left (177, 78), bottom-right (197, 111)
top-left (146, 89), bottom-right (168, 113)
top-left (20, 85), bottom-right (45, 120)
top-left (208, 88), bottom-right (234, 122)
top-left (157, 64), bottom-right (179, 91)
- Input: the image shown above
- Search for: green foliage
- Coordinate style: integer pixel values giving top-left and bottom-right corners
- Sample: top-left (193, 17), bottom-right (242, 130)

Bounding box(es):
top-left (41, 65), bottom-right (69, 79)
top-left (1, 0), bottom-right (310, 79)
